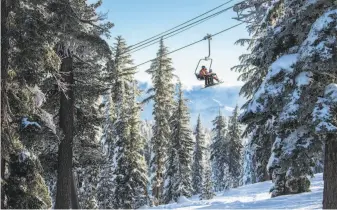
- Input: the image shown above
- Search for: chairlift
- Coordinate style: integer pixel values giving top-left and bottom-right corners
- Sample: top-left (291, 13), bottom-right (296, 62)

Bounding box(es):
top-left (194, 34), bottom-right (223, 89)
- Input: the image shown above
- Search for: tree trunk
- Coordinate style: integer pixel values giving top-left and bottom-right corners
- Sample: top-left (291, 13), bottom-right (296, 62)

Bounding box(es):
top-left (55, 56), bottom-right (75, 209)
top-left (152, 154), bottom-right (162, 206)
top-left (1, 0), bottom-right (9, 124)
top-left (1, 0), bottom-right (9, 208)
top-left (71, 171), bottom-right (80, 209)
top-left (323, 134), bottom-right (337, 209)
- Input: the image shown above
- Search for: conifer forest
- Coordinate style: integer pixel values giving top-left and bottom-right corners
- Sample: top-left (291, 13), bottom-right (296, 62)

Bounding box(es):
top-left (1, 0), bottom-right (336, 209)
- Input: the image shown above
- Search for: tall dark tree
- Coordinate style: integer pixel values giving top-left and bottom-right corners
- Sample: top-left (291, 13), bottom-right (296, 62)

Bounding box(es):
top-left (46, 0), bottom-right (113, 208)
top-left (233, 0), bottom-right (335, 200)
top-left (1, 0), bottom-right (61, 208)
top-left (163, 83), bottom-right (193, 203)
top-left (199, 165), bottom-right (215, 200)
top-left (192, 115), bottom-right (206, 195)
top-left (210, 110), bottom-right (227, 192)
top-left (226, 105), bottom-right (243, 188)
top-left (145, 38), bottom-right (175, 205)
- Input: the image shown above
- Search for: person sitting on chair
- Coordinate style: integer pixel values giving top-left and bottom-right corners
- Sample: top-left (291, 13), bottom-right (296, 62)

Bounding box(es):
top-left (199, 66), bottom-right (220, 83)
top-left (208, 69), bottom-right (220, 82)
top-left (199, 66), bottom-right (208, 79)
top-left (199, 66), bottom-right (211, 86)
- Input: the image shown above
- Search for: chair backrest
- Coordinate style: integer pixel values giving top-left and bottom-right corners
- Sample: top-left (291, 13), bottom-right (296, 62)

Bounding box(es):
top-left (195, 73), bottom-right (203, 80)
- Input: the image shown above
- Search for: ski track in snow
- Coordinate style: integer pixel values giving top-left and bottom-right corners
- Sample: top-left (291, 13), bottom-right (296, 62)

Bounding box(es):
top-left (150, 173), bottom-right (323, 209)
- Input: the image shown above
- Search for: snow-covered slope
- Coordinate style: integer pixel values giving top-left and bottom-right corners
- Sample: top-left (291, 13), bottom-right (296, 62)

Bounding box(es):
top-left (149, 173), bottom-right (323, 209)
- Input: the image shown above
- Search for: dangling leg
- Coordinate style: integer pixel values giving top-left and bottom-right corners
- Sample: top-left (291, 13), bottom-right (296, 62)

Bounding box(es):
top-left (211, 73), bottom-right (220, 82)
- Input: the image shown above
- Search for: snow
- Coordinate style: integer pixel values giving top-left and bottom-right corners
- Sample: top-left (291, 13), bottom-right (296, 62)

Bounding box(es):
top-left (303, 0), bottom-right (318, 9)
top-left (273, 26), bottom-right (282, 35)
top-left (19, 150), bottom-right (31, 162)
top-left (177, 196), bottom-right (191, 204)
top-left (21, 117), bottom-right (41, 129)
top-left (324, 83), bottom-right (337, 102)
top-left (30, 85), bottom-right (46, 108)
top-left (246, 54), bottom-right (298, 113)
top-left (151, 173), bottom-right (324, 209)
top-left (295, 71), bottom-right (313, 86)
top-left (40, 110), bottom-right (56, 134)
top-left (279, 71), bottom-right (313, 122)
top-left (266, 54), bottom-right (298, 80)
top-left (299, 9), bottom-right (337, 61)
top-left (312, 83), bottom-right (337, 132)
top-left (267, 151), bottom-right (278, 171)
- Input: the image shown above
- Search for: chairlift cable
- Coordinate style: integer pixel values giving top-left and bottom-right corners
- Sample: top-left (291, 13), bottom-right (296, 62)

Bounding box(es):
top-left (127, 0), bottom-right (236, 50)
top-left (125, 4), bottom-right (237, 54)
top-left (128, 12), bottom-right (222, 54)
top-left (132, 22), bottom-right (244, 69)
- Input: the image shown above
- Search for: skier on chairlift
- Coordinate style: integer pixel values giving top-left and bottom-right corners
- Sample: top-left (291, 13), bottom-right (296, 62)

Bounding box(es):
top-left (199, 66), bottom-right (220, 85)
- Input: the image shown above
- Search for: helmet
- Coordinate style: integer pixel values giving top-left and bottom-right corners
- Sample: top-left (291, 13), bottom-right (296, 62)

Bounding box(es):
top-left (202, 66), bottom-right (206, 69)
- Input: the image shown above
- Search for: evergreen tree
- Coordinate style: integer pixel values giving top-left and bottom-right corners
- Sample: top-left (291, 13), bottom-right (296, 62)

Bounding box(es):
top-left (233, 0), bottom-right (335, 199)
top-left (226, 105), bottom-right (243, 188)
top-left (163, 83), bottom-right (194, 203)
top-left (127, 82), bottom-right (150, 208)
top-left (110, 81), bottom-right (149, 209)
top-left (242, 142), bottom-right (254, 185)
top-left (210, 110), bottom-right (227, 192)
top-left (98, 37), bottom-right (149, 209)
top-left (192, 115), bottom-right (206, 195)
top-left (97, 36), bottom-right (134, 208)
top-left (199, 165), bottom-right (216, 200)
top-left (145, 38), bottom-right (175, 205)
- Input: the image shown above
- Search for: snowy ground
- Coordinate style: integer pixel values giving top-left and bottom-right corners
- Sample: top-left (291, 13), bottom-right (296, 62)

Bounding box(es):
top-left (149, 173), bottom-right (323, 209)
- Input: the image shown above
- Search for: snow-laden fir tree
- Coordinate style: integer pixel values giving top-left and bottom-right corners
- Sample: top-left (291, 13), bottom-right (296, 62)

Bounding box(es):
top-left (192, 115), bottom-right (206, 195)
top-left (199, 165), bottom-right (216, 200)
top-left (144, 38), bottom-right (175, 205)
top-left (226, 105), bottom-right (243, 188)
top-left (163, 82), bottom-right (194, 203)
top-left (45, 0), bottom-right (113, 207)
top-left (98, 36), bottom-right (136, 208)
top-left (127, 82), bottom-right (150, 208)
top-left (210, 110), bottom-right (228, 192)
top-left (231, 0), bottom-right (277, 185)
top-left (109, 81), bottom-right (149, 209)
top-left (242, 141), bottom-right (254, 185)
top-left (140, 120), bottom-right (153, 168)
top-left (2, 0), bottom-right (113, 208)
top-left (102, 36), bottom-right (136, 154)
top-left (233, 0), bottom-right (335, 200)
top-left (1, 0), bottom-right (59, 207)
top-left (139, 120), bottom-right (154, 201)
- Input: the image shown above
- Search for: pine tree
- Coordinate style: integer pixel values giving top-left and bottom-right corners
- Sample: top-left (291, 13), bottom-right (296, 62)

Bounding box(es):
top-left (1, 0), bottom-right (67, 207)
top-left (127, 82), bottom-right (150, 208)
top-left (233, 0), bottom-right (335, 199)
top-left (210, 110), bottom-right (227, 192)
top-left (145, 38), bottom-right (175, 205)
top-left (231, 0), bottom-right (278, 185)
top-left (163, 83), bottom-right (194, 203)
top-left (192, 115), bottom-right (206, 195)
top-left (98, 36), bottom-right (135, 208)
top-left (43, 0), bottom-right (114, 207)
top-left (242, 142), bottom-right (254, 185)
top-left (226, 105), bottom-right (243, 188)
top-left (200, 165), bottom-right (216, 200)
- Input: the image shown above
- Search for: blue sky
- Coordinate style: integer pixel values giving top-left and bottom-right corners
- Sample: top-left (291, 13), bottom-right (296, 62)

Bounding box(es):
top-left (91, 0), bottom-right (250, 127)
